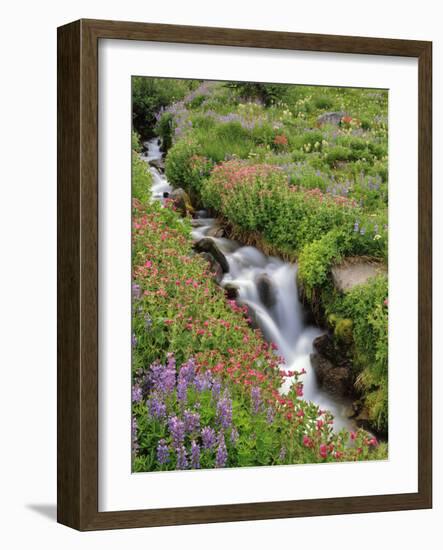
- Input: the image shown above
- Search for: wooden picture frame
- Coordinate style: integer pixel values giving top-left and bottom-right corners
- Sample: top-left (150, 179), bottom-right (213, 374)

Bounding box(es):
top-left (57, 18), bottom-right (432, 530)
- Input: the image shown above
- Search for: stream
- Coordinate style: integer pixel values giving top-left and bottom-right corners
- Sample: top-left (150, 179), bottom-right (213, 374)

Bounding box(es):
top-left (143, 138), bottom-right (354, 432)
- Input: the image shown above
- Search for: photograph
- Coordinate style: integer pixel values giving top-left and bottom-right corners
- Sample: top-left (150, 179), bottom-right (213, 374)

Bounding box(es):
top-left (130, 78), bottom-right (389, 472)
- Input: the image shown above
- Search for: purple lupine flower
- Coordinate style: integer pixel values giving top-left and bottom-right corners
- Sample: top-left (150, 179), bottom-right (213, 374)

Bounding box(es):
top-left (183, 410), bottom-right (200, 434)
top-left (156, 439), bottom-right (170, 465)
top-left (215, 433), bottom-right (228, 468)
top-left (279, 446), bottom-right (287, 462)
top-left (230, 427), bottom-right (239, 445)
top-left (201, 426), bottom-right (216, 450)
top-left (266, 406), bottom-right (275, 424)
top-left (190, 440), bottom-right (201, 469)
top-left (251, 386), bottom-right (261, 414)
top-left (360, 227), bottom-right (366, 236)
top-left (194, 371), bottom-right (212, 392)
top-left (131, 333), bottom-right (137, 348)
top-left (132, 282), bottom-right (141, 300)
top-left (131, 416), bottom-right (139, 457)
top-left (212, 378), bottom-right (221, 400)
top-left (175, 445), bottom-right (188, 470)
top-left (150, 358), bottom-right (176, 394)
top-left (176, 377), bottom-right (188, 402)
top-left (166, 352), bottom-right (176, 370)
top-left (216, 394), bottom-right (233, 429)
top-left (179, 357), bottom-right (196, 384)
top-left (132, 384), bottom-right (143, 403)
top-left (353, 220), bottom-right (360, 233)
top-left (168, 416), bottom-right (185, 447)
top-left (148, 395), bottom-right (167, 420)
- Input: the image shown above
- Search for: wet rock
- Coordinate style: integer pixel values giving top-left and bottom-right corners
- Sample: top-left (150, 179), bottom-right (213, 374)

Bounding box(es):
top-left (194, 238), bottom-right (229, 273)
top-left (317, 111), bottom-right (347, 126)
top-left (224, 282), bottom-right (239, 300)
top-left (195, 209), bottom-right (210, 219)
top-left (313, 334), bottom-right (336, 360)
top-left (354, 406), bottom-right (372, 432)
top-left (149, 158), bottom-right (165, 171)
top-left (342, 403), bottom-right (357, 419)
top-left (199, 252), bottom-right (224, 284)
top-left (190, 218), bottom-right (208, 228)
top-left (244, 304), bottom-right (259, 330)
top-left (256, 273), bottom-right (277, 308)
top-left (351, 399), bottom-right (387, 438)
top-left (310, 353), bottom-right (352, 397)
top-left (206, 224), bottom-right (226, 238)
top-left (169, 188), bottom-right (194, 216)
top-left (313, 333), bottom-right (353, 369)
top-left (331, 257), bottom-right (387, 293)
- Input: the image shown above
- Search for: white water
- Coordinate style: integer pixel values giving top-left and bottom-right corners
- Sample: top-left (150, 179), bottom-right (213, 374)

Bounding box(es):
top-left (142, 138), bottom-right (354, 431)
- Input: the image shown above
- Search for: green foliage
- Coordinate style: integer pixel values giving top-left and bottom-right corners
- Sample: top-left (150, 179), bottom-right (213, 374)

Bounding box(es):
top-left (132, 131), bottom-right (142, 152)
top-left (196, 122), bottom-right (256, 163)
top-left (164, 138), bottom-right (213, 196)
top-left (326, 275), bottom-right (389, 432)
top-left (155, 112), bottom-right (174, 151)
top-left (132, 77), bottom-right (198, 138)
top-left (226, 81), bottom-right (291, 106)
top-left (298, 227), bottom-right (350, 295)
top-left (313, 95), bottom-right (335, 110)
top-left (334, 318), bottom-right (354, 343)
top-left (132, 152), bottom-right (152, 204)
top-left (326, 146), bottom-right (351, 166)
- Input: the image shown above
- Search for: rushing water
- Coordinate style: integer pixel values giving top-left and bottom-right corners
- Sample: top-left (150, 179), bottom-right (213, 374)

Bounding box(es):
top-left (142, 138), bottom-right (354, 431)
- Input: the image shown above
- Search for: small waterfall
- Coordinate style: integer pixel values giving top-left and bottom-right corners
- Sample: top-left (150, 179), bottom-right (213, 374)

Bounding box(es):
top-left (142, 138), bottom-right (354, 432)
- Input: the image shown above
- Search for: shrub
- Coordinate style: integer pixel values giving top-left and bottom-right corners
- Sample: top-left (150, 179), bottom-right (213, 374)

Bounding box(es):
top-left (326, 146), bottom-right (351, 166)
top-left (297, 228), bottom-right (351, 292)
top-left (165, 138), bottom-right (213, 196)
top-left (313, 95), bottom-right (335, 110)
top-left (203, 161), bottom-right (359, 258)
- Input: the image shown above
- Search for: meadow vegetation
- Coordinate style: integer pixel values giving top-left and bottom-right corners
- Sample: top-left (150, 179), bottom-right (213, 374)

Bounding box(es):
top-left (131, 151), bottom-right (386, 470)
top-left (131, 78), bottom-right (389, 472)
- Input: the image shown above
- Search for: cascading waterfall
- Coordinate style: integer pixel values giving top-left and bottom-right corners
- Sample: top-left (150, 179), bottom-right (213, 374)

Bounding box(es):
top-left (142, 138), bottom-right (354, 432)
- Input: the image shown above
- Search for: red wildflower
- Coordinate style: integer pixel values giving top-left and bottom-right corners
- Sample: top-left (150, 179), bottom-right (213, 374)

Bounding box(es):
top-left (319, 444), bottom-right (328, 459)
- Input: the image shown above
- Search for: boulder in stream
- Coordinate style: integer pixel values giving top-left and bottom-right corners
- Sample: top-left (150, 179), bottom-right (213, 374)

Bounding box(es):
top-left (195, 209), bottom-right (210, 219)
top-left (199, 252), bottom-right (224, 284)
top-left (224, 282), bottom-right (239, 300)
top-left (206, 224), bottom-right (226, 238)
top-left (194, 237), bottom-right (229, 273)
top-left (256, 273), bottom-right (277, 308)
top-left (310, 353), bottom-right (352, 397)
top-left (148, 158), bottom-right (165, 172)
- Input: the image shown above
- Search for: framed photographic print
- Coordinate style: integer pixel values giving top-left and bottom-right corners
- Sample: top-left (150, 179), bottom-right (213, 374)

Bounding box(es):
top-left (57, 19), bottom-right (432, 530)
